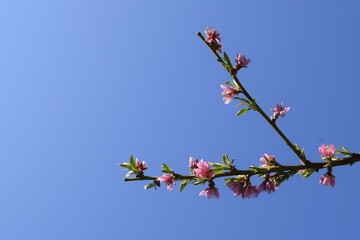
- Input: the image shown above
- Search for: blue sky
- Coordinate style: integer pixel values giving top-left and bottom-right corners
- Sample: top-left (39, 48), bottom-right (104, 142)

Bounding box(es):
top-left (1, 0), bottom-right (360, 239)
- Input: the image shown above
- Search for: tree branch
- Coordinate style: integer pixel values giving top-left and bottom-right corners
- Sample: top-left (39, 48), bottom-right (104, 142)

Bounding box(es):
top-left (124, 154), bottom-right (360, 182)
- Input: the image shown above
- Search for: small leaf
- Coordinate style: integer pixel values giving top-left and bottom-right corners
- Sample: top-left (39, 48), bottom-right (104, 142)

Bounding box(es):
top-left (193, 179), bottom-right (207, 185)
top-left (221, 62), bottom-right (230, 69)
top-left (209, 163), bottom-right (227, 168)
top-left (234, 97), bottom-right (251, 104)
top-left (129, 155), bottom-right (136, 168)
top-left (118, 163), bottom-right (132, 170)
top-left (294, 144), bottom-right (300, 151)
top-left (236, 108), bottom-right (251, 116)
top-left (125, 171), bottom-right (135, 177)
top-left (224, 81), bottom-right (238, 89)
top-left (249, 166), bottom-right (264, 172)
top-left (222, 154), bottom-right (232, 166)
top-left (297, 169), bottom-right (315, 179)
top-left (340, 146), bottom-right (350, 152)
top-left (180, 179), bottom-right (191, 192)
top-left (144, 182), bottom-right (157, 190)
top-left (212, 167), bottom-right (226, 174)
top-left (223, 52), bottom-right (233, 68)
top-left (161, 163), bottom-right (173, 173)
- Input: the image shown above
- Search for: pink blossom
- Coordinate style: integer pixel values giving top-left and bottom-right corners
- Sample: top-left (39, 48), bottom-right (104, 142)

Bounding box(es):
top-left (258, 178), bottom-right (276, 194)
top-left (135, 158), bottom-right (147, 172)
top-left (204, 27), bottom-right (222, 53)
top-left (194, 160), bottom-right (215, 178)
top-left (235, 53), bottom-right (251, 69)
top-left (319, 144), bottom-right (335, 158)
top-left (271, 103), bottom-right (290, 120)
top-left (227, 180), bottom-right (259, 199)
top-left (157, 174), bottom-right (176, 190)
top-left (189, 156), bottom-right (199, 169)
top-left (205, 27), bottom-right (221, 43)
top-left (319, 173), bottom-right (336, 187)
top-left (199, 186), bottom-right (220, 199)
top-left (260, 153), bottom-right (276, 167)
top-left (220, 85), bottom-right (239, 104)
top-left (241, 185), bottom-right (260, 199)
top-left (227, 180), bottom-right (245, 197)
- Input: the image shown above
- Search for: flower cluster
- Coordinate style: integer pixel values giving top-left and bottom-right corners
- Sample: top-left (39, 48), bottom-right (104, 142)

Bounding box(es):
top-left (227, 179), bottom-right (260, 199)
top-left (205, 27), bottom-right (222, 53)
top-left (271, 103), bottom-right (290, 120)
top-left (220, 85), bottom-right (240, 104)
top-left (258, 177), bottom-right (277, 194)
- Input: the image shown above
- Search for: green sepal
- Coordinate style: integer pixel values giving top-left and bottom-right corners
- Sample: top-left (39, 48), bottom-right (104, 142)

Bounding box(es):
top-left (236, 107), bottom-right (251, 116)
top-left (180, 179), bottom-right (191, 192)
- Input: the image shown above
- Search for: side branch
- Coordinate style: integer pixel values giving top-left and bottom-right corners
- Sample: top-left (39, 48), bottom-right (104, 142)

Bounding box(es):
top-left (197, 31), bottom-right (308, 165)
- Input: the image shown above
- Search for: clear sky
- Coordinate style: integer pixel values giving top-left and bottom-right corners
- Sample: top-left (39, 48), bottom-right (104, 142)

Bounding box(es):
top-left (1, 0), bottom-right (360, 239)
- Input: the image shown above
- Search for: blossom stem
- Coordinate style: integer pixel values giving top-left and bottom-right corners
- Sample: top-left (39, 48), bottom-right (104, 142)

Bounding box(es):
top-left (124, 154), bottom-right (360, 182)
top-left (197, 32), bottom-right (308, 165)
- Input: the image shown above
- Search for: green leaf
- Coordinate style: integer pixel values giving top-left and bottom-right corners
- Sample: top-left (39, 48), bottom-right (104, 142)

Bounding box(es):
top-left (129, 155), bottom-right (136, 168)
top-left (234, 97), bottom-right (250, 104)
top-left (209, 163), bottom-right (227, 168)
top-left (212, 167), bottom-right (226, 174)
top-left (221, 62), bottom-right (230, 69)
top-left (118, 163), bottom-right (132, 170)
top-left (297, 169), bottom-right (315, 178)
top-left (161, 163), bottom-right (173, 174)
top-left (224, 81), bottom-right (238, 89)
top-left (193, 179), bottom-right (207, 185)
top-left (340, 146), bottom-right (350, 152)
top-left (125, 170), bottom-right (135, 177)
top-left (223, 52), bottom-right (233, 68)
top-left (180, 179), bottom-right (191, 192)
top-left (249, 166), bottom-right (264, 172)
top-left (222, 154), bottom-right (232, 166)
top-left (144, 182), bottom-right (158, 190)
top-left (236, 107), bottom-right (251, 116)
top-left (337, 146), bottom-right (352, 156)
